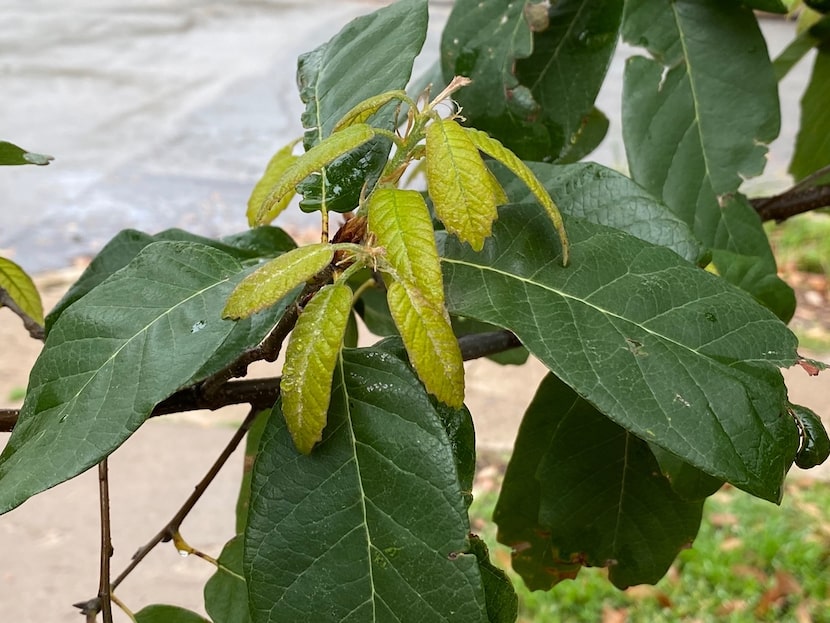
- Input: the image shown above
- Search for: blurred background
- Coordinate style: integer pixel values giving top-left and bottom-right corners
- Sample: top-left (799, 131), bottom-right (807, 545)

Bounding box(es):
top-left (1, 2), bottom-right (828, 621)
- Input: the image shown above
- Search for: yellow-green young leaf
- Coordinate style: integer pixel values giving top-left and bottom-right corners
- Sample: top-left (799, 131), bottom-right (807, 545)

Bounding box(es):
top-left (0, 257), bottom-right (44, 326)
top-left (425, 118), bottom-right (498, 252)
top-left (333, 90), bottom-right (409, 132)
top-left (223, 244), bottom-right (334, 319)
top-left (387, 280), bottom-right (464, 408)
top-left (281, 283), bottom-right (353, 454)
top-left (485, 165), bottom-right (509, 206)
top-left (465, 127), bottom-right (570, 265)
top-left (367, 188), bottom-right (445, 307)
top-left (255, 123), bottom-right (377, 225)
top-left (247, 139), bottom-right (300, 226)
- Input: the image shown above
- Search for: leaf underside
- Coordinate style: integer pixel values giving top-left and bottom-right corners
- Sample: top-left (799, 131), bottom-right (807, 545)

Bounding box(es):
top-left (495, 373), bottom-right (704, 590)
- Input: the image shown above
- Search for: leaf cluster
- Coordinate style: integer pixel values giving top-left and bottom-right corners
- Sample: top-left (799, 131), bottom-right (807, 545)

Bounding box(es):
top-left (1, 0), bottom-right (829, 621)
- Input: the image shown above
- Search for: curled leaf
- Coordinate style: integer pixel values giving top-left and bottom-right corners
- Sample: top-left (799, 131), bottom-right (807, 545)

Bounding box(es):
top-left (247, 140), bottom-right (300, 226)
top-left (223, 244), bottom-right (334, 319)
top-left (281, 283), bottom-right (353, 454)
top-left (387, 280), bottom-right (464, 408)
top-left (791, 404), bottom-right (830, 469)
top-left (332, 90), bottom-right (409, 132)
top-left (255, 123), bottom-right (377, 224)
top-left (367, 188), bottom-right (445, 307)
top-left (426, 118), bottom-right (498, 251)
top-left (465, 126), bottom-right (570, 265)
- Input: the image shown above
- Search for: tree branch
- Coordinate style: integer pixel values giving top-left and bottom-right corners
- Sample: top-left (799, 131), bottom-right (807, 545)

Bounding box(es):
top-left (0, 329), bottom-right (522, 434)
top-left (752, 184), bottom-right (830, 222)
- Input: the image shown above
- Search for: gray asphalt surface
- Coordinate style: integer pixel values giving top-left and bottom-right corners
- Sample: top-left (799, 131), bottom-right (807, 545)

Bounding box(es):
top-left (0, 2), bottom-right (827, 621)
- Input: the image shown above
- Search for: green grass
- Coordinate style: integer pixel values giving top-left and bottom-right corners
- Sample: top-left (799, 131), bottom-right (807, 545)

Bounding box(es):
top-left (470, 477), bottom-right (830, 622)
top-left (766, 213), bottom-right (830, 275)
top-left (7, 386), bottom-right (25, 401)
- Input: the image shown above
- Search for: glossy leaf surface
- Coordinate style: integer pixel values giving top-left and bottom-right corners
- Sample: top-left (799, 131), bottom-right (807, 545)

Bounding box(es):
top-left (441, 205), bottom-right (799, 501)
top-left (0, 242), bottom-right (251, 515)
top-left (223, 243), bottom-right (333, 319)
top-left (387, 281), bottom-right (464, 408)
top-left (495, 373), bottom-right (704, 590)
top-left (426, 118), bottom-right (498, 251)
top-left (442, 0), bottom-right (622, 161)
top-left (622, 0), bottom-right (794, 320)
top-left (281, 283), bottom-right (353, 454)
top-left (296, 0), bottom-right (427, 215)
top-left (245, 345), bottom-right (487, 622)
top-left (368, 188), bottom-right (444, 307)
top-left (792, 404), bottom-right (830, 469)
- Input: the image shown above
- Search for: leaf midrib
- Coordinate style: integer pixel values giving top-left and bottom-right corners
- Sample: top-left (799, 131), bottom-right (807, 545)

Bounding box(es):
top-left (48, 274), bottom-right (232, 423)
top-left (442, 255), bottom-right (707, 360)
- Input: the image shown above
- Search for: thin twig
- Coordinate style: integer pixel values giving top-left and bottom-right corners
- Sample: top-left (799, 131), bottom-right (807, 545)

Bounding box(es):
top-left (98, 459), bottom-right (114, 623)
top-left (109, 407), bottom-right (260, 593)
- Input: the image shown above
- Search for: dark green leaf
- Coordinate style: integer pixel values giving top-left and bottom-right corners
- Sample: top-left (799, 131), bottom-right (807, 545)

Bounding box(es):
top-left (495, 373), bottom-right (704, 590)
top-left (236, 409), bottom-right (272, 534)
top-left (648, 444), bottom-right (723, 501)
top-left (134, 605), bottom-right (210, 623)
top-left (440, 205), bottom-right (799, 501)
top-left (710, 245), bottom-right (796, 323)
top-left (791, 404), bottom-right (830, 469)
top-left (743, 0), bottom-right (788, 13)
top-left (514, 0), bottom-right (623, 161)
top-left (790, 48), bottom-right (830, 181)
top-left (353, 281), bottom-right (399, 337)
top-left (0, 141), bottom-right (52, 166)
top-left (244, 346), bottom-right (487, 622)
top-left (205, 535), bottom-right (251, 623)
top-left (344, 309), bottom-right (359, 348)
top-left (297, 137), bottom-right (392, 214)
top-left (555, 107), bottom-right (610, 164)
top-left (492, 160), bottom-right (702, 264)
top-left (432, 397), bottom-right (477, 510)
top-left (47, 227), bottom-right (295, 332)
top-left (441, 0), bottom-right (548, 160)
top-left (467, 534), bottom-right (518, 623)
top-left (772, 16), bottom-right (830, 80)
top-left (442, 0), bottom-right (622, 161)
top-left (0, 242), bottom-right (255, 515)
top-left (296, 0), bottom-right (427, 213)
top-left (622, 0), bottom-right (793, 320)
